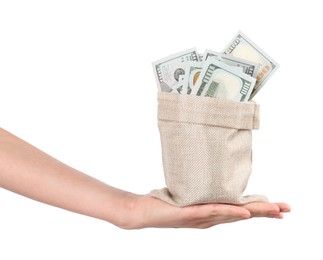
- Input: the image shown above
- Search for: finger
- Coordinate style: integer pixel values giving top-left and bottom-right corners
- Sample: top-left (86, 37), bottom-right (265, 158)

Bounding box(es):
top-left (207, 204), bottom-right (251, 218)
top-left (274, 202), bottom-right (291, 213)
top-left (275, 213), bottom-right (284, 219)
top-left (196, 216), bottom-right (247, 229)
top-left (182, 203), bottom-right (250, 221)
top-left (242, 202), bottom-right (280, 218)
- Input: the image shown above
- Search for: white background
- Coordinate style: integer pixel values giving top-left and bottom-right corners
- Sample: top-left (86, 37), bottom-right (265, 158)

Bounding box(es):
top-left (0, 0), bottom-right (322, 259)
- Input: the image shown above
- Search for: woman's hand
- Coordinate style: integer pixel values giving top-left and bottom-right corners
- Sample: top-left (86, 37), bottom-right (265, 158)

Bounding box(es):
top-left (122, 194), bottom-right (290, 229)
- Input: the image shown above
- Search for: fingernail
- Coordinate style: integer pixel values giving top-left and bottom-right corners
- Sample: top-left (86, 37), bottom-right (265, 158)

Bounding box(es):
top-left (281, 207), bottom-right (291, 212)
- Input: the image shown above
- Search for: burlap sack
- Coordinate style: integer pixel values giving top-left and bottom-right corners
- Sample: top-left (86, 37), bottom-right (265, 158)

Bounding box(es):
top-left (151, 92), bottom-right (267, 206)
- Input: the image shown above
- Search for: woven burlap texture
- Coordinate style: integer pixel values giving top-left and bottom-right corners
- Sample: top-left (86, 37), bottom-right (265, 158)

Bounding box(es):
top-left (151, 92), bottom-right (267, 206)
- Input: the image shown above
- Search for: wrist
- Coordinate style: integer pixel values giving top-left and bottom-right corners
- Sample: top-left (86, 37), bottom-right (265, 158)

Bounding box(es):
top-left (107, 191), bottom-right (143, 229)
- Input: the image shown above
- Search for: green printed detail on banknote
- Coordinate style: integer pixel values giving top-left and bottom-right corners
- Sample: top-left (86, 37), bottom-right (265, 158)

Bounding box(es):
top-left (195, 63), bottom-right (217, 96)
top-left (203, 50), bottom-right (258, 78)
top-left (223, 31), bottom-right (279, 99)
top-left (205, 81), bottom-right (220, 98)
top-left (193, 59), bottom-right (256, 102)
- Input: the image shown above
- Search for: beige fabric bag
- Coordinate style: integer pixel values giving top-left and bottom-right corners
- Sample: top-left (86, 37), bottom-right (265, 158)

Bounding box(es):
top-left (151, 92), bottom-right (267, 206)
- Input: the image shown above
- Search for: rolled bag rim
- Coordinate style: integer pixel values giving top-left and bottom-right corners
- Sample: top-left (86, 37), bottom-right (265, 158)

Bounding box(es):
top-left (157, 92), bottom-right (260, 130)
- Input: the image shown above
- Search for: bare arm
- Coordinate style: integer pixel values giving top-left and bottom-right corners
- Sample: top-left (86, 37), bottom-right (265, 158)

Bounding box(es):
top-left (0, 128), bottom-right (290, 229)
top-left (0, 128), bottom-right (136, 227)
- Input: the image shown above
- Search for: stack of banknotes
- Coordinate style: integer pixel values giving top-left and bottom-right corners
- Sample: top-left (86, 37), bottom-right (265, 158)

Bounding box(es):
top-left (152, 31), bottom-right (279, 102)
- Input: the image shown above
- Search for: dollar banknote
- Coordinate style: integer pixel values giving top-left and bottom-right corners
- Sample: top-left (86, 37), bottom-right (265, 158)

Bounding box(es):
top-left (152, 48), bottom-right (199, 92)
top-left (192, 59), bottom-right (256, 102)
top-left (182, 62), bottom-right (203, 94)
top-left (203, 50), bottom-right (258, 78)
top-left (152, 31), bottom-right (278, 101)
top-left (223, 31), bottom-right (279, 99)
top-left (170, 85), bottom-right (183, 94)
top-left (171, 75), bottom-right (185, 94)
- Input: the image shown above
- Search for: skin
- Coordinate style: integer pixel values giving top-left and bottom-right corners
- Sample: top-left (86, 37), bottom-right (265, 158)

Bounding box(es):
top-left (0, 128), bottom-right (290, 229)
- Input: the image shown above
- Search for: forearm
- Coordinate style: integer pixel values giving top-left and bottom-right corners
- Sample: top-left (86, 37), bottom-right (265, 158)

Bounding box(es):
top-left (0, 128), bottom-right (134, 227)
